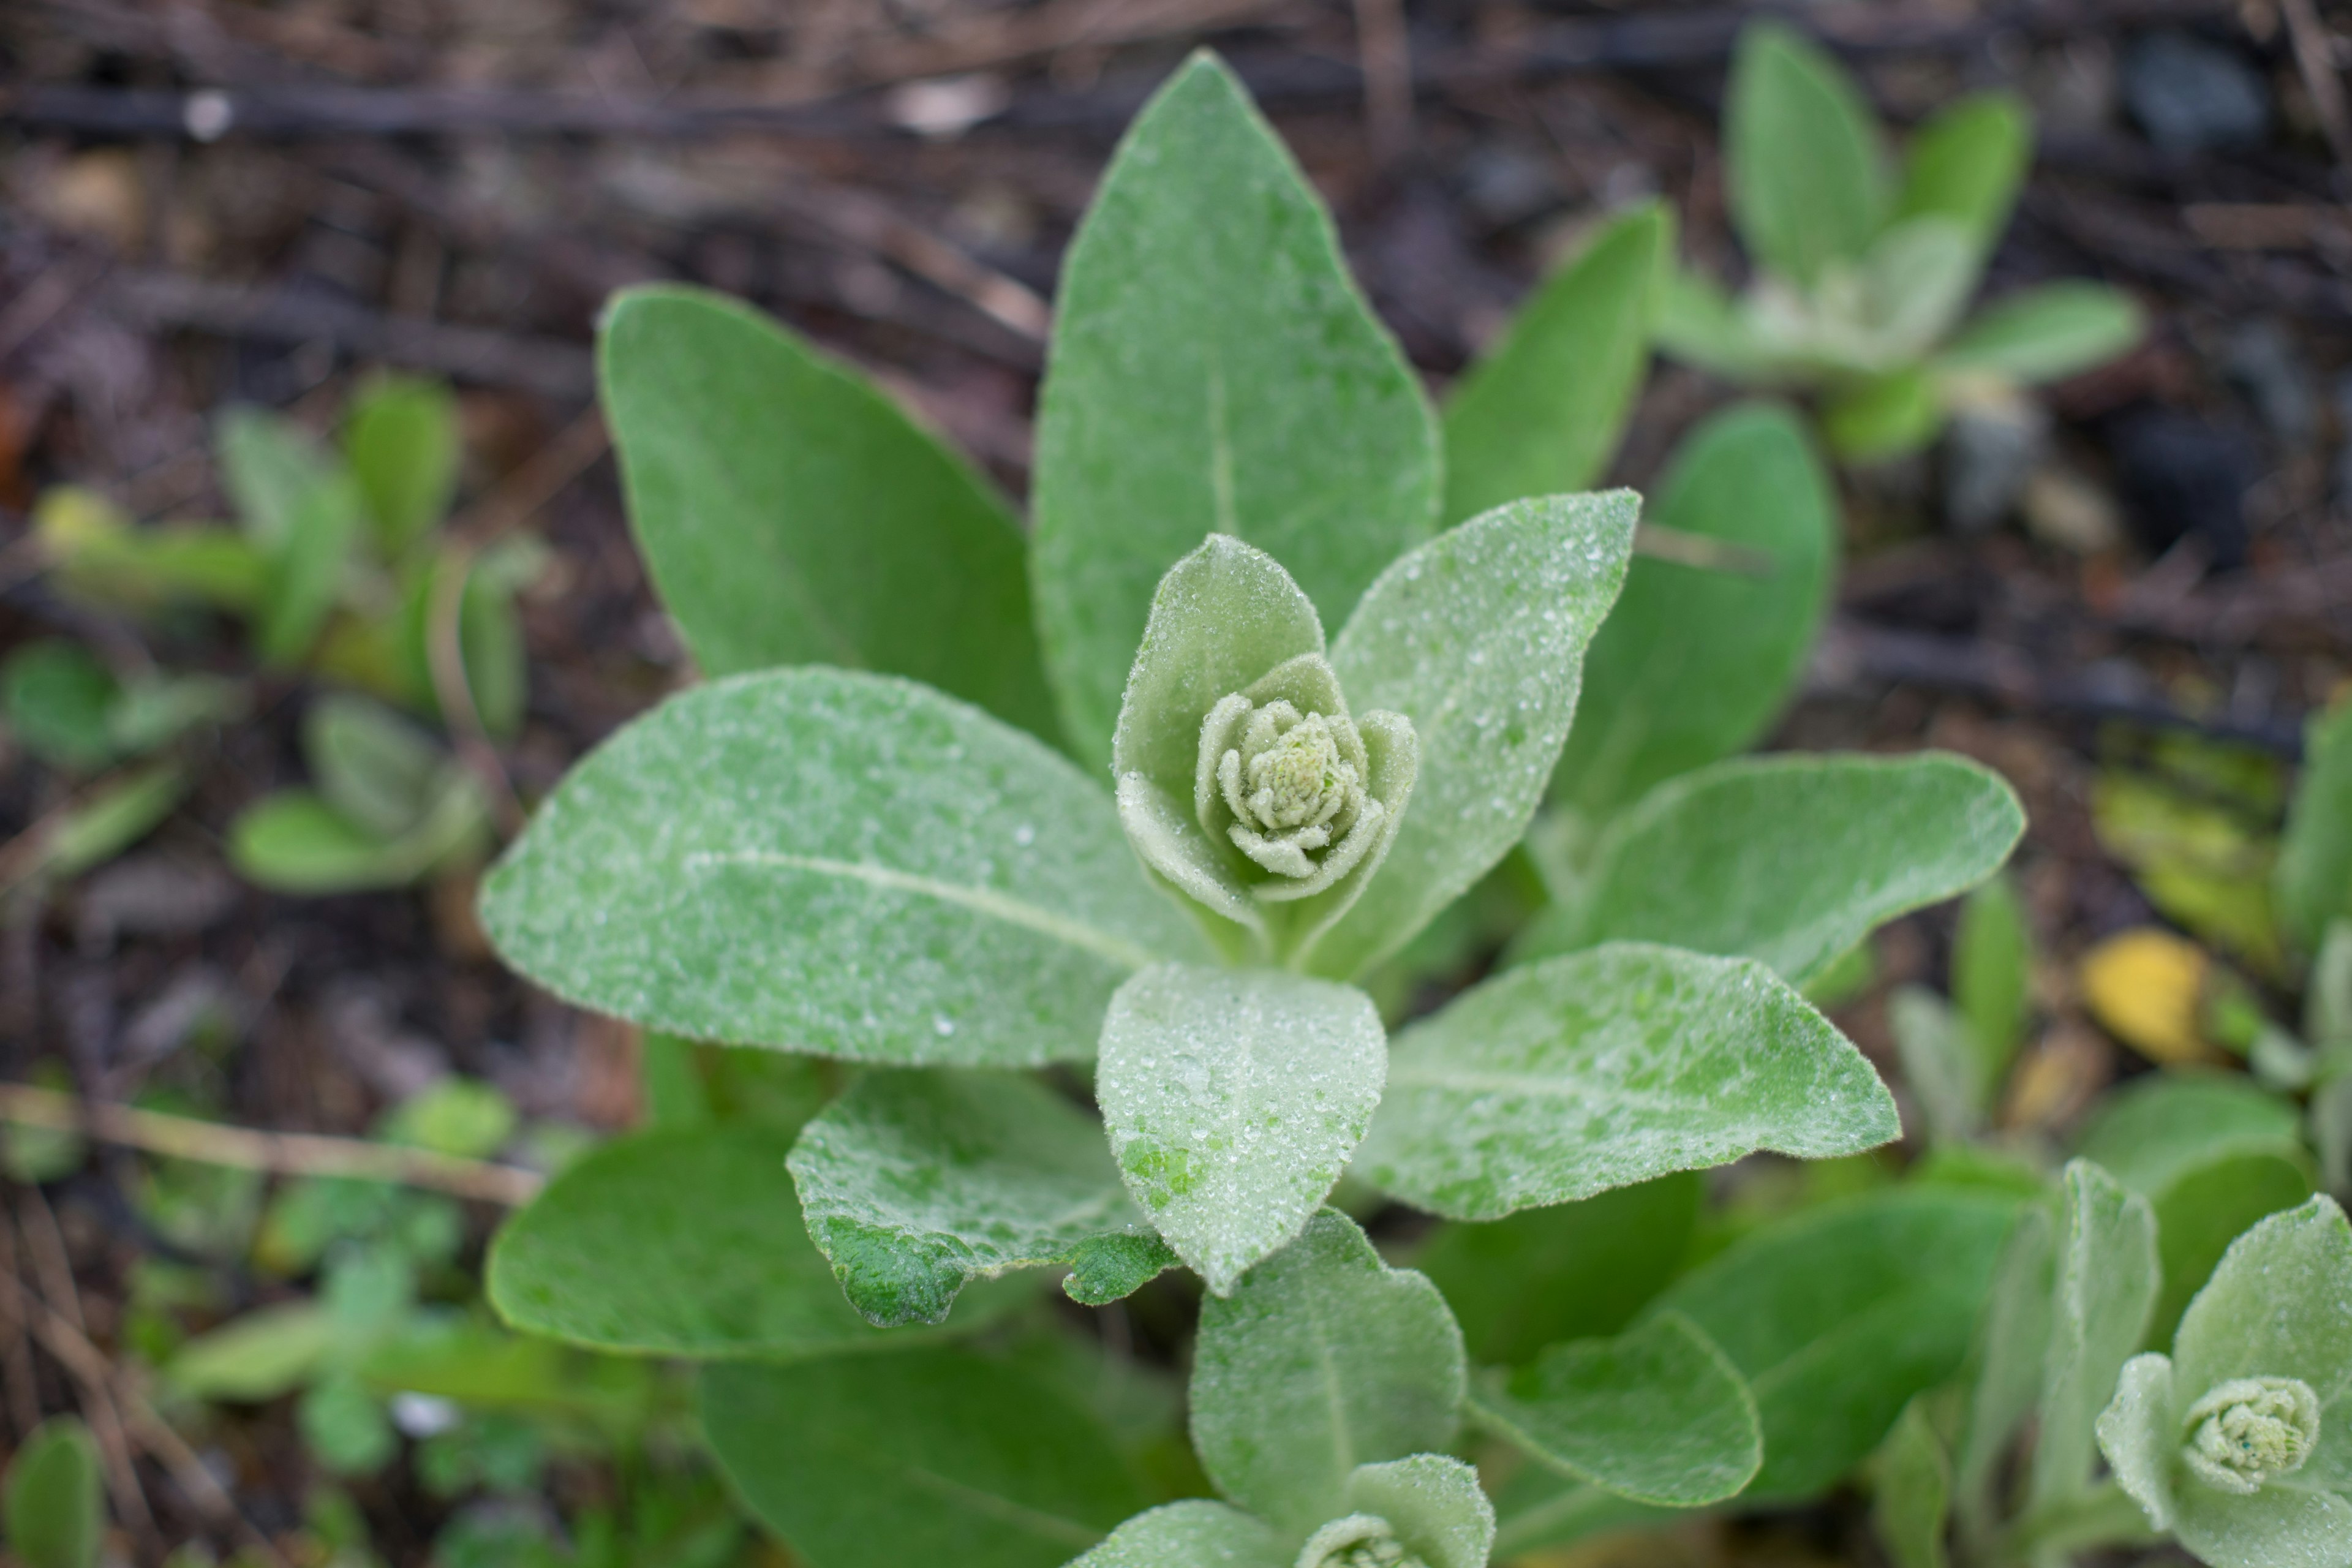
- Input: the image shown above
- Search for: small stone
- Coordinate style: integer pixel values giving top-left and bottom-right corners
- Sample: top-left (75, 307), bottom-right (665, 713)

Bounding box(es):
top-left (2122, 31), bottom-right (2272, 154)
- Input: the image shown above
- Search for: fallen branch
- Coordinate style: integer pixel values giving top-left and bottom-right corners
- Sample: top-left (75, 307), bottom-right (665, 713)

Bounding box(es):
top-left (0, 1082), bottom-right (545, 1205)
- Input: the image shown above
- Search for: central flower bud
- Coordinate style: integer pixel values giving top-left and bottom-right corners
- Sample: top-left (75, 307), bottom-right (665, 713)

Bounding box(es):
top-left (1297, 1513), bottom-right (1425, 1568)
top-left (2180, 1376), bottom-right (2321, 1494)
top-left (1199, 693), bottom-right (1382, 897)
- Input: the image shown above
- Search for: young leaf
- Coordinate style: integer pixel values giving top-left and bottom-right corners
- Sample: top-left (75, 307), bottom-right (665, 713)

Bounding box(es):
top-left (2077, 1071), bottom-right (2305, 1197)
top-left (1359, 943), bottom-right (1898, 1221)
top-left (702, 1346), bottom-right (1150, 1568)
top-left (1896, 93), bottom-right (2032, 257)
top-left (3, 1417), bottom-right (102, 1568)
top-left (1955, 1205), bottom-right (2054, 1536)
top-left (600, 287), bottom-right (1058, 744)
top-left (168, 1302), bottom-right (337, 1400)
top-left (1441, 205), bottom-right (1667, 524)
top-left (2145, 1153), bottom-right (2315, 1351)
top-left (1953, 873), bottom-right (2032, 1088)
top-left (1067, 1502), bottom-right (1286, 1568)
top-left (1191, 1212), bottom-right (1464, 1533)
top-left (488, 1123), bottom-right (1011, 1357)
top-left (1413, 1171), bottom-right (1700, 1366)
top-left (1312, 491), bottom-right (1637, 978)
top-left (228, 774), bottom-right (485, 895)
top-left (1334, 1454), bottom-right (1496, 1568)
top-left (216, 406), bottom-right (337, 550)
top-left (1547, 402), bottom-right (1836, 823)
top-left (1936, 282), bottom-right (2143, 384)
top-left (1651, 1188), bottom-right (2023, 1502)
top-left (255, 467), bottom-right (363, 667)
top-left (307, 693), bottom-right (445, 837)
top-left (2278, 694), bottom-right (2352, 952)
top-left (2, 640), bottom-right (121, 772)
top-left (1889, 987), bottom-right (1986, 1143)
top-left (787, 1068), bottom-right (1172, 1327)
top-left (1726, 21), bottom-right (1891, 284)
top-left (1823, 366), bottom-right (1943, 462)
top-left (1872, 1395), bottom-right (1954, 1568)
top-left (1520, 752), bottom-right (2026, 986)
top-left (343, 374), bottom-right (460, 557)
top-left (2031, 1161), bottom-right (2160, 1507)
top-left (1096, 965), bottom-right (1385, 1292)
top-left (478, 668), bottom-right (1211, 1067)
top-left (1031, 51), bottom-right (1440, 767)
top-left (1472, 1310), bottom-right (1762, 1507)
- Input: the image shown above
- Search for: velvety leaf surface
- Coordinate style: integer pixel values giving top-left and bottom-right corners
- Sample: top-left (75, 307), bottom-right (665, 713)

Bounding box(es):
top-left (1339, 1455), bottom-right (1496, 1568)
top-left (701, 1346), bottom-right (1148, 1568)
top-left (1031, 53), bottom-right (1439, 767)
top-left (1545, 402), bottom-right (1835, 822)
top-left (1096, 965), bottom-right (1385, 1292)
top-left (1412, 1171), bottom-right (1700, 1366)
top-left (1359, 944), bottom-right (1898, 1221)
top-left (1651, 1188), bottom-right (2022, 1501)
top-left (786, 1068), bottom-right (1172, 1327)
top-left (1441, 207), bottom-right (1665, 524)
top-left (1874, 1396), bottom-right (1954, 1568)
top-left (488, 1124), bottom-right (1008, 1357)
top-left (1065, 1502), bottom-right (1286, 1568)
top-left (600, 286), bottom-right (1057, 741)
top-left (1956, 1205), bottom-right (2054, 1526)
top-left (1521, 752), bottom-right (2026, 985)
top-left (1474, 1310), bottom-right (1762, 1506)
top-left (2279, 696), bottom-right (2352, 951)
top-left (1727, 21), bottom-right (1890, 283)
top-left (2032, 1161), bottom-right (2159, 1507)
top-left (1936, 283), bottom-right (2143, 383)
top-left (1313, 491), bottom-right (1637, 978)
top-left (478, 668), bottom-right (1209, 1066)
top-left (1894, 93), bottom-right (2030, 255)
top-left (1190, 1211), bottom-right (1466, 1534)
top-left (2146, 1152), bottom-right (2315, 1349)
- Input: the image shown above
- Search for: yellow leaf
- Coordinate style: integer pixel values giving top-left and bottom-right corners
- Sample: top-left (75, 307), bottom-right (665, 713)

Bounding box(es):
top-left (2079, 928), bottom-right (2213, 1063)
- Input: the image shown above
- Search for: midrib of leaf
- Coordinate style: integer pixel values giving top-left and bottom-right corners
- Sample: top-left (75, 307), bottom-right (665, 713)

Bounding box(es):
top-left (897, 1458), bottom-right (1109, 1548)
top-left (1385, 1065), bottom-right (1719, 1116)
top-left (1741, 1288), bottom-right (1925, 1406)
top-left (1488, 1477), bottom-right (1619, 1557)
top-left (1306, 1284), bottom-right (1357, 1478)
top-left (680, 850), bottom-right (1160, 970)
top-left (1207, 352), bottom-right (1238, 536)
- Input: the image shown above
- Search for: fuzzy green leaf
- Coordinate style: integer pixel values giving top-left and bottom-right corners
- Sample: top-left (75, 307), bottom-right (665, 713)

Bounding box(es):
top-left (1066, 1502), bottom-right (1286, 1568)
top-left (1727, 21), bottom-right (1890, 284)
top-left (1441, 206), bottom-right (1666, 523)
top-left (787, 1068), bottom-right (1172, 1327)
top-left (600, 287), bottom-right (1057, 742)
top-left (1896, 92), bottom-right (2031, 256)
top-left (1190, 1210), bottom-right (1466, 1534)
top-left (1937, 282), bottom-right (2143, 384)
top-left (703, 1346), bottom-right (1149, 1568)
top-left (1873, 1395), bottom-right (1954, 1568)
top-left (2279, 695), bottom-right (2352, 952)
top-left (1954, 873), bottom-right (2032, 1085)
top-left (1312, 491), bottom-right (1637, 978)
top-left (1546, 402), bottom-right (1836, 822)
top-left (4, 1417), bottom-right (102, 1568)
top-left (1521, 752), bottom-right (2025, 986)
top-left (1335, 1455), bottom-right (1496, 1568)
top-left (2032, 1161), bottom-right (2159, 1507)
top-left (1360, 944), bottom-right (1895, 1220)
top-left (479, 668), bottom-right (1210, 1066)
top-left (2173, 1196), bottom-right (2352, 1413)
top-left (1096, 965), bottom-right (1385, 1292)
top-left (1653, 1188), bottom-right (2022, 1502)
top-left (1031, 52), bottom-right (1439, 767)
top-left (1956, 1206), bottom-right (2054, 1529)
top-left (344, 374), bottom-right (460, 557)
top-left (2078, 1072), bottom-right (2307, 1196)
top-left (1474, 1310), bottom-right (1762, 1506)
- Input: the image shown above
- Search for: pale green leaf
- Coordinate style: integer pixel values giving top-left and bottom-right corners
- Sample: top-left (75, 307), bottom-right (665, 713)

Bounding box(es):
top-left (255, 467), bottom-right (363, 667)
top-left (1031, 52), bottom-right (1439, 767)
top-left (1651, 1188), bottom-right (2022, 1501)
top-left (1954, 873), bottom-right (2032, 1085)
top-left (1096, 965), bottom-right (1385, 1292)
top-left (1521, 752), bottom-right (2026, 986)
top-left (39, 762), bottom-right (186, 881)
top-left (1873, 1395), bottom-right (1953, 1568)
top-left (1190, 1210), bottom-right (1466, 1534)
top-left (1312, 491), bottom-right (1637, 978)
top-left (1890, 987), bottom-right (1985, 1144)
top-left (787, 1068), bottom-right (1171, 1327)
top-left (1336, 1455), bottom-right (1495, 1568)
top-left (2149, 1153), bottom-right (2316, 1350)
top-left (216, 406), bottom-right (335, 550)
top-left (1861, 219), bottom-right (1981, 360)
top-left (229, 774), bottom-right (485, 894)
top-left (2279, 695), bottom-right (2352, 952)
top-left (2078, 1071), bottom-right (2306, 1196)
top-left (1654, 270), bottom-right (1789, 382)
top-left (2031, 1160), bottom-right (2159, 1507)
top-left (2097, 1352), bottom-right (2180, 1531)
top-left (1441, 205), bottom-right (1666, 523)
top-left (1546, 402), bottom-right (1836, 821)
top-left (1896, 92), bottom-right (2032, 256)
top-left (487, 1123), bottom-right (1014, 1357)
top-left (1955, 1204), bottom-right (2053, 1530)
top-left (1823, 366), bottom-right (1944, 462)
top-left (479, 668), bottom-right (1210, 1066)
top-left (702, 1346), bottom-right (1149, 1568)
top-left (1413, 1171), bottom-right (1700, 1366)
top-left (2175, 1480), bottom-right (2352, 1568)
top-left (168, 1301), bottom-right (336, 1400)
top-left (1727, 21), bottom-right (1891, 284)
top-left (307, 693), bottom-right (443, 837)
top-left (1066, 1502), bottom-right (1285, 1568)
top-left (343, 374), bottom-right (460, 557)
top-left (2173, 1195), bottom-right (2352, 1412)
top-left (4, 1417), bottom-right (102, 1568)
top-left (1937, 283), bottom-right (2143, 384)
top-left (600, 287), bottom-right (1057, 742)
top-left (1361, 943), bottom-right (1898, 1221)
top-left (1473, 1310), bottom-right (1761, 1506)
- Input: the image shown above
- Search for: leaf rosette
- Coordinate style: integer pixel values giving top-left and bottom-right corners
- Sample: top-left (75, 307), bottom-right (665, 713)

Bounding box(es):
top-left (1112, 534), bottom-right (1417, 965)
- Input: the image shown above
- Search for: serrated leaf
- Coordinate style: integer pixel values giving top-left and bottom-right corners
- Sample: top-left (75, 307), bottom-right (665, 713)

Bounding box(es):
top-left (1937, 282), bottom-right (2143, 384)
top-left (1441, 205), bottom-right (1666, 523)
top-left (1096, 965), bottom-right (1385, 1292)
top-left (1311, 491), bottom-right (1637, 978)
top-left (1547, 402), bottom-right (1836, 822)
top-left (1414, 1171), bottom-right (1700, 1366)
top-left (343, 374), bottom-right (460, 557)
top-left (488, 1123), bottom-right (1014, 1358)
top-left (1190, 1210), bottom-right (1466, 1533)
top-left (1360, 943), bottom-right (1896, 1220)
top-left (787, 1068), bottom-right (1171, 1327)
top-left (4, 1417), bottom-right (102, 1568)
top-left (1335, 1455), bottom-right (1496, 1568)
top-left (2032, 1161), bottom-right (2159, 1507)
top-left (1031, 52), bottom-right (1439, 768)
top-left (2279, 695), bottom-right (2352, 952)
top-left (1896, 92), bottom-right (2031, 256)
top-left (1651, 1188), bottom-right (2022, 1502)
top-left (1067, 1502), bottom-right (1286, 1568)
top-left (1521, 752), bottom-right (2025, 986)
top-left (1474, 1310), bottom-right (1762, 1506)
top-left (702, 1346), bottom-right (1149, 1568)
top-left (1727, 21), bottom-right (1890, 284)
top-left (480, 667), bottom-right (1210, 1066)
top-left (600, 287), bottom-right (1057, 742)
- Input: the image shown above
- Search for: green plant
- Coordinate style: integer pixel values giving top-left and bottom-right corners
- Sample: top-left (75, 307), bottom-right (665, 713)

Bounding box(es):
top-left (1658, 21), bottom-right (2144, 462)
top-left (3, 1416), bottom-right (104, 1568)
